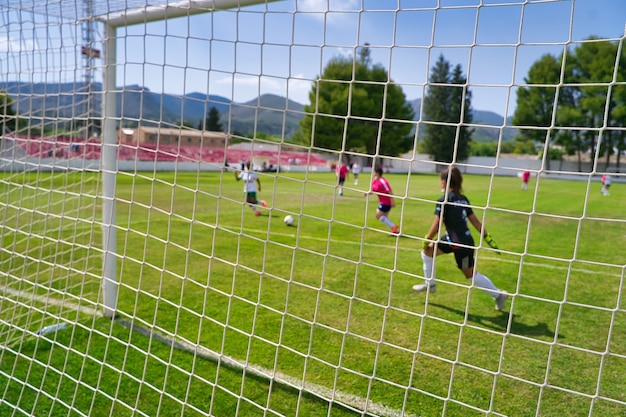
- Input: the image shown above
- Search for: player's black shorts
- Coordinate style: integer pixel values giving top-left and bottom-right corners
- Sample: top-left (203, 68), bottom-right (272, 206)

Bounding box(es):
top-left (378, 204), bottom-right (392, 213)
top-left (437, 240), bottom-right (475, 270)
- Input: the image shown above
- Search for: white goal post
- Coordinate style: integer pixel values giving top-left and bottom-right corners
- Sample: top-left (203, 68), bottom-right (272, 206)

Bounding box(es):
top-left (100, 0), bottom-right (281, 317)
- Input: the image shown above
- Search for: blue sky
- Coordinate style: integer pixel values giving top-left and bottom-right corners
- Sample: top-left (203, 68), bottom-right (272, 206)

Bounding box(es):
top-left (4, 0), bottom-right (626, 117)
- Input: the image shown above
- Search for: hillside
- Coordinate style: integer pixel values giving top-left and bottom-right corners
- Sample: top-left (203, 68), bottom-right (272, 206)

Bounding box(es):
top-left (407, 98), bottom-right (516, 142)
top-left (4, 82), bottom-right (515, 141)
top-left (228, 95), bottom-right (305, 137)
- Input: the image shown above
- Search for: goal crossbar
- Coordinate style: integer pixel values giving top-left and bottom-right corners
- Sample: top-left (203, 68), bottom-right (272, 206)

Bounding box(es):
top-left (99, 0), bottom-right (279, 27)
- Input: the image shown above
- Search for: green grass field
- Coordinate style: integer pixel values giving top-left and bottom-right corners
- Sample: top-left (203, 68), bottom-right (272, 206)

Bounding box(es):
top-left (1, 169), bottom-right (625, 417)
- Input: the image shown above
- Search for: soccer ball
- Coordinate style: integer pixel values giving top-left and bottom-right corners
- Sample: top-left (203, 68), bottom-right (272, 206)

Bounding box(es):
top-left (284, 215), bottom-right (295, 226)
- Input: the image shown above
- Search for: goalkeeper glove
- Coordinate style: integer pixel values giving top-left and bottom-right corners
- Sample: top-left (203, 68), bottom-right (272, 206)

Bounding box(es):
top-left (484, 234), bottom-right (501, 255)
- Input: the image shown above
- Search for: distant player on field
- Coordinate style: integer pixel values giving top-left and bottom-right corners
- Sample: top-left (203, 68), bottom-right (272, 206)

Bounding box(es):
top-left (364, 166), bottom-right (399, 235)
top-left (521, 170), bottom-right (530, 190)
top-left (413, 166), bottom-right (508, 311)
top-left (601, 174), bottom-right (611, 196)
top-left (336, 162), bottom-right (349, 196)
top-left (351, 161), bottom-right (361, 185)
top-left (235, 162), bottom-right (267, 216)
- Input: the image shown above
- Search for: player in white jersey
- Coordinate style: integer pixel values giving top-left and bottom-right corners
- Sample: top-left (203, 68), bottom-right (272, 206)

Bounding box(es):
top-left (351, 161), bottom-right (361, 185)
top-left (235, 162), bottom-right (267, 216)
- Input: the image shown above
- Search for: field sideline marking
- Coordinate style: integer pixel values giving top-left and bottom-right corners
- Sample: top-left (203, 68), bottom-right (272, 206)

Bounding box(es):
top-left (0, 276), bottom-right (414, 416)
top-left (0, 283), bottom-right (102, 349)
top-left (1, 284), bottom-right (415, 416)
top-left (0, 285), bottom-right (101, 317)
top-left (116, 317), bottom-right (417, 417)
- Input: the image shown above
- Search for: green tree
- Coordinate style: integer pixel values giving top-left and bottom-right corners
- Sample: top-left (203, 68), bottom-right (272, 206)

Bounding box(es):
top-left (610, 56), bottom-right (626, 169)
top-left (203, 106), bottom-right (223, 132)
top-left (567, 39), bottom-right (618, 171)
top-left (0, 91), bottom-right (17, 133)
top-left (516, 38), bottom-right (626, 172)
top-left (298, 51), bottom-right (414, 158)
top-left (450, 63), bottom-right (473, 160)
top-left (469, 142), bottom-right (497, 157)
top-left (512, 53), bottom-right (561, 168)
top-left (555, 105), bottom-right (586, 171)
top-left (470, 141), bottom-right (517, 157)
top-left (421, 55), bottom-right (473, 163)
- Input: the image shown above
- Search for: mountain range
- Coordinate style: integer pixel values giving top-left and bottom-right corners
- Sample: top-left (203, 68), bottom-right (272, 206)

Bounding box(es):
top-left (4, 82), bottom-right (515, 141)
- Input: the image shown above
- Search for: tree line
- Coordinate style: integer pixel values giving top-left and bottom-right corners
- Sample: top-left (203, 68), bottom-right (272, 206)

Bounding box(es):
top-left (513, 37), bottom-right (626, 171)
top-left (291, 38), bottom-right (626, 170)
top-left (3, 36), bottom-right (624, 172)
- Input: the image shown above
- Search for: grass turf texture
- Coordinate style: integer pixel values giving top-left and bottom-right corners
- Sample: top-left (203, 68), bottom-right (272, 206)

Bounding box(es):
top-left (1, 170), bottom-right (625, 416)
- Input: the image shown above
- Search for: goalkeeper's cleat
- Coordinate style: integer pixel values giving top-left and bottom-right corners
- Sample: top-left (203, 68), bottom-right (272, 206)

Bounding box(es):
top-left (412, 283), bottom-right (437, 293)
top-left (260, 200), bottom-right (267, 207)
top-left (391, 225), bottom-right (399, 235)
top-left (495, 293), bottom-right (508, 311)
top-left (254, 210), bottom-right (262, 216)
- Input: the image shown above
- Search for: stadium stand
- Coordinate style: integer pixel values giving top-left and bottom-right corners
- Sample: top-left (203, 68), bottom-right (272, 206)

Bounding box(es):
top-left (9, 136), bottom-right (329, 167)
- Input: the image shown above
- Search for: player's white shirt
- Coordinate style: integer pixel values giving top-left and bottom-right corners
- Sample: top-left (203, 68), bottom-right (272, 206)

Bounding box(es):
top-left (352, 163), bottom-right (361, 175)
top-left (238, 170), bottom-right (258, 192)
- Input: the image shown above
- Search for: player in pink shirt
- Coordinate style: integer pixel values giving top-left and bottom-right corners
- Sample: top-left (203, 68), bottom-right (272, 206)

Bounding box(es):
top-left (365, 166), bottom-right (399, 235)
top-left (521, 170), bottom-right (530, 190)
top-left (336, 162), bottom-right (349, 196)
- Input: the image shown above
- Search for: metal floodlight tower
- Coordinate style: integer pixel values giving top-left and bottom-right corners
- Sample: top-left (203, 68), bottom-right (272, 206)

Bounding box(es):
top-left (81, 0), bottom-right (100, 138)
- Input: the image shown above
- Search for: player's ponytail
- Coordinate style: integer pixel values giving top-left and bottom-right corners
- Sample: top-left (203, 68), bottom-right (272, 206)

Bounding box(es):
top-left (440, 166), bottom-right (463, 194)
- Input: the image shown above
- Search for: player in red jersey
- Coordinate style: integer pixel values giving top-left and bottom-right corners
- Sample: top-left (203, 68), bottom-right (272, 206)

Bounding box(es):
top-left (336, 162), bottom-right (349, 196)
top-left (365, 166), bottom-right (399, 235)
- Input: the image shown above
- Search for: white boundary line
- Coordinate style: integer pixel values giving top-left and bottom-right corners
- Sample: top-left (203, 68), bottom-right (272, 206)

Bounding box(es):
top-left (116, 318), bottom-right (416, 417)
top-left (0, 286), bottom-right (101, 317)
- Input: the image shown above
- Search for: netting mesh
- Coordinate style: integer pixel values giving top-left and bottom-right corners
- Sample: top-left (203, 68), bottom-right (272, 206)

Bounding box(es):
top-left (0, 1), bottom-right (625, 416)
top-left (2, 0), bottom-right (169, 20)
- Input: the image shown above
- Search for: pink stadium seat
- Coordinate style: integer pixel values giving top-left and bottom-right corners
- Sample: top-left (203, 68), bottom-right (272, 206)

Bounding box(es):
top-left (14, 136), bottom-right (327, 167)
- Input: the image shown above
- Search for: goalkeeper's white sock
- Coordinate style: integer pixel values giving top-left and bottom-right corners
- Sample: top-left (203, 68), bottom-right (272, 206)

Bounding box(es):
top-left (421, 252), bottom-right (436, 286)
top-left (473, 272), bottom-right (499, 298)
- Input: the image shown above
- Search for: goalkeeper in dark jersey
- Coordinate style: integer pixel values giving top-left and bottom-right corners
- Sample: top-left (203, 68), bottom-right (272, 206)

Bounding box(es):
top-left (412, 166), bottom-right (508, 311)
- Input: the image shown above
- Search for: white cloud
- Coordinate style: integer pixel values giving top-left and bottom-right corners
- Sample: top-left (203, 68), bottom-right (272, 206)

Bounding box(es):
top-left (287, 76), bottom-right (313, 105)
top-left (297, 0), bottom-right (360, 13)
top-left (211, 73), bottom-right (314, 105)
top-left (0, 36), bottom-right (33, 53)
top-left (296, 0), bottom-right (327, 13)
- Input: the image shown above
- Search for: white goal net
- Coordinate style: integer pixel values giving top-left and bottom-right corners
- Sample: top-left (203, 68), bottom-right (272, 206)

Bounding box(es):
top-left (0, 0), bottom-right (625, 416)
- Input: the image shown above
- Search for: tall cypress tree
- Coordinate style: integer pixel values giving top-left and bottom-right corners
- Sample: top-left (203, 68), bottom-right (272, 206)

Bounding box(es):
top-left (421, 55), bottom-right (473, 163)
top-left (450, 64), bottom-right (473, 162)
top-left (0, 91), bottom-right (17, 133)
top-left (204, 106), bottom-right (223, 132)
